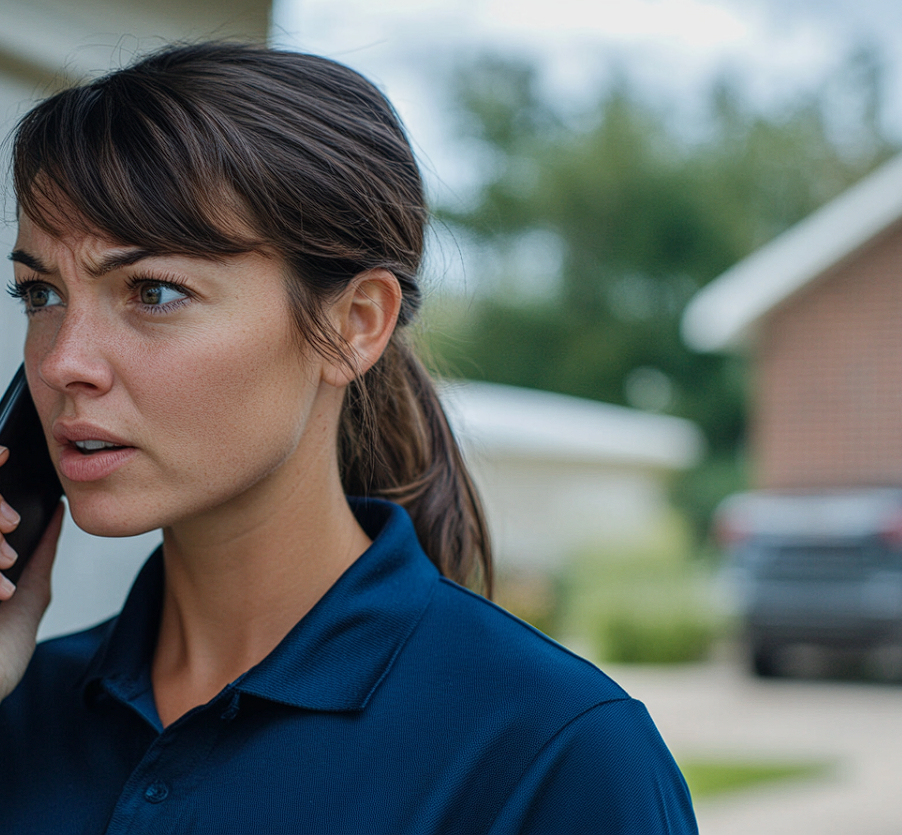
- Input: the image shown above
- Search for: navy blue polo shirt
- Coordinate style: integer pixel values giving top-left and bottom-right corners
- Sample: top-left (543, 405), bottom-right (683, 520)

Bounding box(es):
top-left (0, 499), bottom-right (697, 834)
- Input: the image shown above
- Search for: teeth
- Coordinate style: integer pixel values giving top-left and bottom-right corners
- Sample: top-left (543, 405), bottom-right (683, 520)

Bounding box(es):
top-left (74, 440), bottom-right (119, 451)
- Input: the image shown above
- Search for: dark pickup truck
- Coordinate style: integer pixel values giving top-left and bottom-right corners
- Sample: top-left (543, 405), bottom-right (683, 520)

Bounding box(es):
top-left (716, 489), bottom-right (902, 677)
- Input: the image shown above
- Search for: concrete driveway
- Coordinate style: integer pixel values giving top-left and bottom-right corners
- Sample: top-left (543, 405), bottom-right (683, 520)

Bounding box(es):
top-left (605, 657), bottom-right (902, 834)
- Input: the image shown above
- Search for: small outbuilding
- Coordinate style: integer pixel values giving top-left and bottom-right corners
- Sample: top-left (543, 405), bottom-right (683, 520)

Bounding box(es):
top-left (442, 380), bottom-right (704, 571)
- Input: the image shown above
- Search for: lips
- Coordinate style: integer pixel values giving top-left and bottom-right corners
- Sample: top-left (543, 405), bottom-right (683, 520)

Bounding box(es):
top-left (52, 422), bottom-right (132, 448)
top-left (52, 422), bottom-right (138, 482)
top-left (73, 439), bottom-right (125, 454)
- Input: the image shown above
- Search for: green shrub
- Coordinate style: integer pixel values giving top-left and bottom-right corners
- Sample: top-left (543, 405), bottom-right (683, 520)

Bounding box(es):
top-left (556, 510), bottom-right (726, 663)
top-left (604, 609), bottom-right (716, 664)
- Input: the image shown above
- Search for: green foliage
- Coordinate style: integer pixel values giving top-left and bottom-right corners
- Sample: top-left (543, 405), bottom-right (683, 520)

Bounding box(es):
top-left (604, 610), bottom-right (716, 665)
top-left (426, 48), bottom-right (900, 535)
top-left (672, 447), bottom-right (751, 551)
top-left (556, 512), bottom-right (725, 664)
top-left (678, 757), bottom-right (831, 800)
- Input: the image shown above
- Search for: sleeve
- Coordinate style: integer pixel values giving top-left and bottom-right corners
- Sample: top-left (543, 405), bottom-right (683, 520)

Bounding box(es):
top-left (488, 698), bottom-right (698, 835)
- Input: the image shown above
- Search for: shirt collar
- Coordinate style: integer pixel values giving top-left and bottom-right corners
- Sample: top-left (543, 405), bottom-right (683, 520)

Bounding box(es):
top-left (80, 498), bottom-right (438, 713)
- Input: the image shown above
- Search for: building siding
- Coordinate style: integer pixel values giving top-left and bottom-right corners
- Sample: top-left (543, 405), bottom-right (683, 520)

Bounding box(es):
top-left (753, 219), bottom-right (902, 488)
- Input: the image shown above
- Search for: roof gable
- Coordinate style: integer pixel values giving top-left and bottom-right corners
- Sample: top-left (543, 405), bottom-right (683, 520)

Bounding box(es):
top-left (681, 152), bottom-right (902, 352)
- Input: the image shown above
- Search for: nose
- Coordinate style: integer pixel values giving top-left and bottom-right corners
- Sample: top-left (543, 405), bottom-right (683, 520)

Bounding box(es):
top-left (35, 306), bottom-right (115, 397)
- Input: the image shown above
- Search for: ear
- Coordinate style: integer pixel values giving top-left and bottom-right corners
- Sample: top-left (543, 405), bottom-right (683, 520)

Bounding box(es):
top-left (321, 268), bottom-right (403, 387)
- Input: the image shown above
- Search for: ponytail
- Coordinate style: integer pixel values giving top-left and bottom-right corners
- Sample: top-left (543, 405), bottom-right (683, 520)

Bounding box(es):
top-left (339, 336), bottom-right (493, 596)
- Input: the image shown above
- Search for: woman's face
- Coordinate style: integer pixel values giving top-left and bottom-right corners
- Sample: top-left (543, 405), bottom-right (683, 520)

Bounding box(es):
top-left (13, 213), bottom-right (337, 537)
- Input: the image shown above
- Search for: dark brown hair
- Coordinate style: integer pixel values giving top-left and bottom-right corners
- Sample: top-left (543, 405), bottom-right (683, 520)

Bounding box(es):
top-left (13, 41), bottom-right (491, 593)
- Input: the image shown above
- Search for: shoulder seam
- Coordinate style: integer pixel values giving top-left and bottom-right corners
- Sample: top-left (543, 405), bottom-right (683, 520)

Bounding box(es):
top-left (487, 698), bottom-right (644, 829)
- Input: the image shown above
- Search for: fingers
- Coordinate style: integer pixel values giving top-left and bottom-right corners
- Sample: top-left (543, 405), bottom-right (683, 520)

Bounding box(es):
top-left (0, 572), bottom-right (14, 601)
top-left (0, 499), bottom-right (62, 622)
top-left (0, 446), bottom-right (17, 599)
top-left (0, 490), bottom-right (20, 601)
top-left (0, 499), bottom-right (21, 597)
top-left (0, 498), bottom-right (20, 532)
top-left (0, 503), bottom-right (63, 703)
top-left (0, 446), bottom-right (64, 604)
top-left (0, 535), bottom-right (18, 600)
top-left (0, 536), bottom-right (16, 571)
top-left (0, 535), bottom-right (16, 598)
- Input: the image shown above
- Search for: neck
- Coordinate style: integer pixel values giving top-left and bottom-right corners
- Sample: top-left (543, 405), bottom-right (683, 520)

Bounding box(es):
top-left (151, 429), bottom-right (371, 727)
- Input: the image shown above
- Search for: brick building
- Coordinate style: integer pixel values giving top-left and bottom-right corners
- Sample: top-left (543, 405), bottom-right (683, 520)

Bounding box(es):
top-left (682, 153), bottom-right (902, 489)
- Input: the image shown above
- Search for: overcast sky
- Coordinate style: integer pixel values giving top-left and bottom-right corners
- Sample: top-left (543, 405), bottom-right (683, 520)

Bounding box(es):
top-left (272, 0), bottom-right (902, 193)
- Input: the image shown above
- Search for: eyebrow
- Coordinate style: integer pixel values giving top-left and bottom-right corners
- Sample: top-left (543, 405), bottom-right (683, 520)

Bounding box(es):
top-left (88, 249), bottom-right (162, 277)
top-left (9, 247), bottom-right (163, 278)
top-left (8, 250), bottom-right (49, 274)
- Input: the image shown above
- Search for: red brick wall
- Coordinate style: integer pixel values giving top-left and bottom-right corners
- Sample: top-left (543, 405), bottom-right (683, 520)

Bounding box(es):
top-left (753, 221), bottom-right (902, 488)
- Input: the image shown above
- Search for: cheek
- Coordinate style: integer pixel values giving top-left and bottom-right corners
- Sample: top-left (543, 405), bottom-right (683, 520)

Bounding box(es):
top-left (24, 334), bottom-right (61, 441)
top-left (132, 316), bottom-right (318, 484)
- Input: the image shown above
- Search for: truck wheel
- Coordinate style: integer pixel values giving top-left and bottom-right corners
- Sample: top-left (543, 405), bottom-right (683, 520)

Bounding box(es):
top-left (750, 644), bottom-right (780, 678)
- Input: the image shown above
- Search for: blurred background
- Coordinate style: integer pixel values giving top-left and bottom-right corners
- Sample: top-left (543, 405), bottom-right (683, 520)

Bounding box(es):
top-left (2, 0), bottom-right (902, 831)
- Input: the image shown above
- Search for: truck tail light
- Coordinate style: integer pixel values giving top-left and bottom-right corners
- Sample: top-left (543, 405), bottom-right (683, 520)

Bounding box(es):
top-left (715, 514), bottom-right (749, 548)
top-left (880, 509), bottom-right (902, 548)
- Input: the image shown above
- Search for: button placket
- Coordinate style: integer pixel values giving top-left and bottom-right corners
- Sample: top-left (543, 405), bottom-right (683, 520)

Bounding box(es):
top-left (103, 692), bottom-right (240, 832)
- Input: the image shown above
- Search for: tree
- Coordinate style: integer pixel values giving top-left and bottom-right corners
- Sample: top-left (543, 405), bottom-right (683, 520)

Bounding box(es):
top-left (426, 49), bottom-right (899, 537)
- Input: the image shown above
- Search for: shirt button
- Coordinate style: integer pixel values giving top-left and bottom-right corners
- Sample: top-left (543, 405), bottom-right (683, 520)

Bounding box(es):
top-left (144, 781), bottom-right (170, 803)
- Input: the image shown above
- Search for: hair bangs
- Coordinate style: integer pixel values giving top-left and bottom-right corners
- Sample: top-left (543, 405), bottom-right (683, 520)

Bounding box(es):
top-left (13, 77), bottom-right (262, 256)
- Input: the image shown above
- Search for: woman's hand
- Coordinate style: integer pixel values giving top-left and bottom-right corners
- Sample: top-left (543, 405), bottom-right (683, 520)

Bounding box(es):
top-left (0, 446), bottom-right (64, 702)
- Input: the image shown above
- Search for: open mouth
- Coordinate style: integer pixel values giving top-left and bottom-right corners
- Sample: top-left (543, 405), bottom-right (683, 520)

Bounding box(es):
top-left (56, 430), bottom-right (138, 482)
top-left (73, 440), bottom-right (127, 455)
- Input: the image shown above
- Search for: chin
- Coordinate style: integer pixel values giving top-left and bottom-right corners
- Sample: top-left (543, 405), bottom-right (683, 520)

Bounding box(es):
top-left (65, 493), bottom-right (161, 539)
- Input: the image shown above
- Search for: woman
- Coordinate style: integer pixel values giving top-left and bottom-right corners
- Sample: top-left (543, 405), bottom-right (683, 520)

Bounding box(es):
top-left (0, 42), bottom-right (697, 833)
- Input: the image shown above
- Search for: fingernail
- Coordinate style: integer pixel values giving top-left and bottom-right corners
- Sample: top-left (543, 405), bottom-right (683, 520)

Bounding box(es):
top-left (0, 539), bottom-right (16, 566)
top-left (0, 574), bottom-right (14, 596)
top-left (0, 501), bottom-right (20, 526)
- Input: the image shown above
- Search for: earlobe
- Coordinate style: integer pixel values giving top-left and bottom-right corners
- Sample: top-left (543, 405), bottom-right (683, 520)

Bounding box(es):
top-left (322, 269), bottom-right (402, 387)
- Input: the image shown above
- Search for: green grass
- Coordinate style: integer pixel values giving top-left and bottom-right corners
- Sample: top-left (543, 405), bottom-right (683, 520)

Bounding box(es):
top-left (678, 758), bottom-right (831, 799)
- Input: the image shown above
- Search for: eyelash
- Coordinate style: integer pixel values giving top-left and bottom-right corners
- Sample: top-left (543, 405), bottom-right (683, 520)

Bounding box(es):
top-left (5, 275), bottom-right (195, 315)
top-left (125, 274), bottom-right (194, 314)
top-left (5, 278), bottom-right (56, 315)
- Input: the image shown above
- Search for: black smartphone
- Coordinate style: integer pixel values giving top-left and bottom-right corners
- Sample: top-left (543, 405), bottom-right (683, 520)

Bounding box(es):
top-left (0, 364), bottom-right (63, 585)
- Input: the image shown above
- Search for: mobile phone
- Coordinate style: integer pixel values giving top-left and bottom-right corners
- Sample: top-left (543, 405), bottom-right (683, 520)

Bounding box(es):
top-left (0, 364), bottom-right (63, 585)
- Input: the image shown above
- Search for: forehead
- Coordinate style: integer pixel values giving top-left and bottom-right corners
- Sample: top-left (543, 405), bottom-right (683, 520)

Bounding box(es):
top-left (13, 212), bottom-right (290, 297)
top-left (13, 213), bottom-right (136, 273)
top-left (15, 179), bottom-right (263, 265)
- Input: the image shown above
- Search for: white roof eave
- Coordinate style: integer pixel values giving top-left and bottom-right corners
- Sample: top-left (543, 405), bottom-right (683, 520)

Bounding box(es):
top-left (439, 380), bottom-right (704, 471)
top-left (681, 152), bottom-right (902, 353)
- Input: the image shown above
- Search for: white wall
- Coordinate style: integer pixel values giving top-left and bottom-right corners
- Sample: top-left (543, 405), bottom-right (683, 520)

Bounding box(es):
top-left (466, 453), bottom-right (675, 572)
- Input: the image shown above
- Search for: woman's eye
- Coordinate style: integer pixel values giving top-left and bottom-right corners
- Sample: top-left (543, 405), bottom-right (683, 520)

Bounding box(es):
top-left (138, 282), bottom-right (189, 307)
top-left (10, 282), bottom-right (63, 312)
top-left (28, 285), bottom-right (61, 309)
